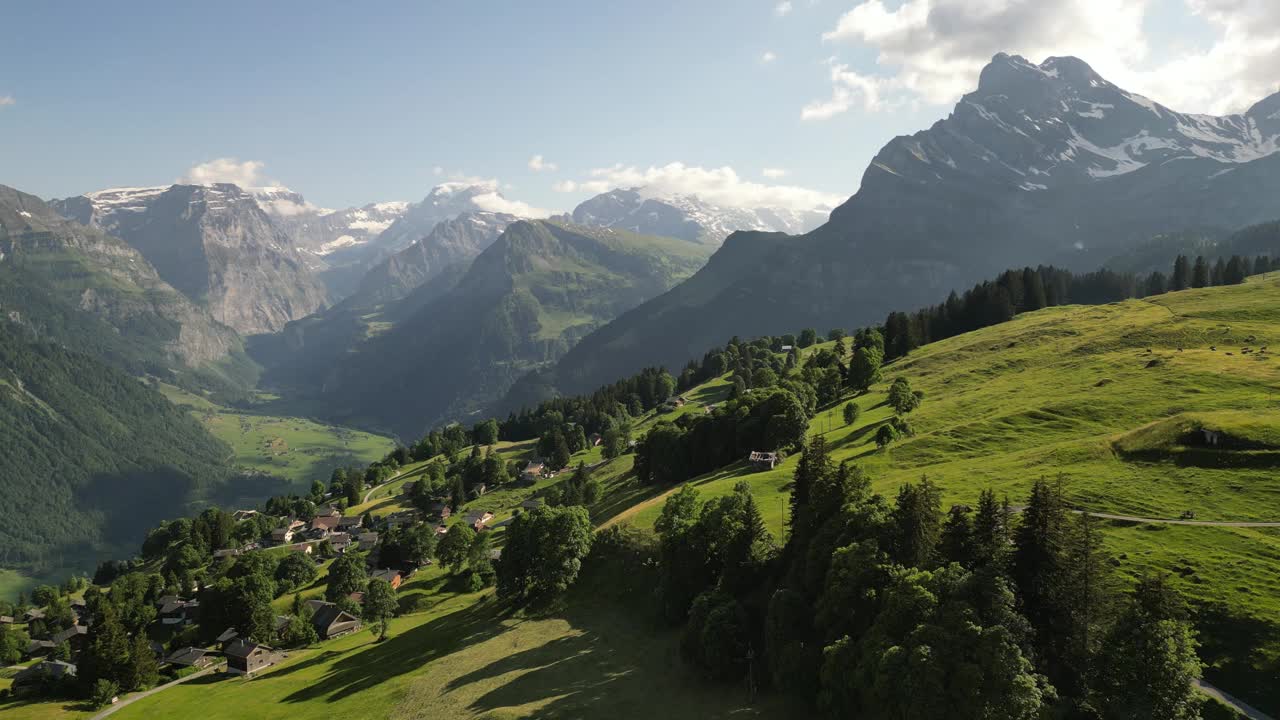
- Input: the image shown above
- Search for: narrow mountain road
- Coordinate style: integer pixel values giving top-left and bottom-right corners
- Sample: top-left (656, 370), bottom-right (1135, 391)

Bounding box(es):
top-left (89, 663), bottom-right (222, 719)
top-left (1070, 510), bottom-right (1280, 527)
top-left (1196, 679), bottom-right (1275, 720)
top-left (362, 469), bottom-right (407, 505)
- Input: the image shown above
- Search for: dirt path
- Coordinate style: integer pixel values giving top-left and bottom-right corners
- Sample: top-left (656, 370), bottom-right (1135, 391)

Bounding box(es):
top-left (1196, 679), bottom-right (1275, 720)
top-left (89, 663), bottom-right (221, 719)
top-left (1073, 510), bottom-right (1280, 527)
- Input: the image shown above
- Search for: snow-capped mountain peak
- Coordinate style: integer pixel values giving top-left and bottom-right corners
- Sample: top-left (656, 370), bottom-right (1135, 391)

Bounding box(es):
top-left (879, 53), bottom-right (1280, 193)
top-left (567, 187), bottom-right (829, 243)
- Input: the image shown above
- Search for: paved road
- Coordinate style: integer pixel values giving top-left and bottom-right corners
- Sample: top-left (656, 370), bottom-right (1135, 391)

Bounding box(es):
top-left (1197, 679), bottom-right (1275, 720)
top-left (361, 469), bottom-right (407, 505)
top-left (1072, 510), bottom-right (1280, 527)
top-left (89, 664), bottom-right (221, 719)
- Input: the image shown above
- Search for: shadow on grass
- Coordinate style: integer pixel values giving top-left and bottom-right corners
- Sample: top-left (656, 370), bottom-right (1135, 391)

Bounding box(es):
top-left (1196, 603), bottom-right (1280, 717)
top-left (275, 595), bottom-right (513, 705)
top-left (444, 602), bottom-right (765, 719)
top-left (590, 471), bottom-right (666, 526)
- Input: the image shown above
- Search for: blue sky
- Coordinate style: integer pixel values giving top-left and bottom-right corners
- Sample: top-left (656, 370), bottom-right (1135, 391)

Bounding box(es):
top-left (1, 0), bottom-right (1275, 212)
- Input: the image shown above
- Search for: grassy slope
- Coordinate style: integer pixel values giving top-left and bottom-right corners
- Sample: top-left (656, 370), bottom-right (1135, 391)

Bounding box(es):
top-left (157, 383), bottom-right (396, 491)
top-left (615, 276), bottom-right (1280, 712)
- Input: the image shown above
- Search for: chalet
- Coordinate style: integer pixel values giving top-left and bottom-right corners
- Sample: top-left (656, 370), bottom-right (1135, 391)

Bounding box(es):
top-left (308, 601), bottom-right (362, 640)
top-left (69, 598), bottom-right (86, 612)
top-left (310, 515), bottom-right (341, 533)
top-left (286, 518), bottom-right (307, 532)
top-left (337, 516), bottom-right (364, 531)
top-left (215, 627), bottom-right (239, 647)
top-left (12, 660), bottom-right (76, 695)
top-left (317, 505), bottom-right (342, 518)
top-left (520, 498), bottom-right (545, 511)
top-left (272, 615), bottom-right (293, 635)
top-left (165, 646), bottom-right (216, 670)
top-left (329, 532), bottom-right (353, 553)
top-left (23, 608), bottom-right (45, 623)
top-left (52, 624), bottom-right (88, 654)
top-left (224, 639), bottom-right (281, 676)
top-left (465, 511), bottom-right (495, 531)
top-left (346, 591), bottom-right (365, 606)
top-left (232, 509), bottom-right (259, 522)
top-left (291, 543), bottom-right (314, 556)
top-left (385, 510), bottom-right (418, 528)
top-left (355, 532), bottom-right (379, 550)
top-left (157, 597), bottom-right (199, 625)
top-left (588, 433), bottom-right (603, 447)
top-left (371, 568), bottom-right (403, 590)
top-left (748, 451), bottom-right (779, 470)
top-left (521, 462), bottom-right (545, 483)
top-left (26, 639), bottom-right (56, 658)
top-left (428, 502), bottom-right (452, 520)
top-left (0, 615), bottom-right (13, 624)
top-left (271, 526), bottom-right (296, 544)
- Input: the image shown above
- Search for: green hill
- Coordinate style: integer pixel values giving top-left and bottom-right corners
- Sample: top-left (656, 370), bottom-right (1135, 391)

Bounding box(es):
top-left (0, 323), bottom-right (236, 574)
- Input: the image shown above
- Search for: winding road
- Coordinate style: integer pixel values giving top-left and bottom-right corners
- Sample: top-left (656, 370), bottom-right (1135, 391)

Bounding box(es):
top-left (1197, 679), bottom-right (1275, 720)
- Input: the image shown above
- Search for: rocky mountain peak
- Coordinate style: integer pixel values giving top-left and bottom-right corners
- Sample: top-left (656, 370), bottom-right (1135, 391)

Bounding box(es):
top-left (566, 187), bottom-right (829, 244)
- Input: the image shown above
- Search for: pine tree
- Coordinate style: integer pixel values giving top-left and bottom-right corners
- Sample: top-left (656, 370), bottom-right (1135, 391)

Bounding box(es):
top-left (1144, 271), bottom-right (1167, 296)
top-left (970, 489), bottom-right (1008, 572)
top-left (939, 504), bottom-right (974, 568)
top-left (1211, 257), bottom-right (1227, 286)
top-left (1192, 256), bottom-right (1210, 288)
top-left (1058, 511), bottom-right (1116, 698)
top-left (890, 477), bottom-right (943, 568)
top-left (1171, 255), bottom-right (1191, 290)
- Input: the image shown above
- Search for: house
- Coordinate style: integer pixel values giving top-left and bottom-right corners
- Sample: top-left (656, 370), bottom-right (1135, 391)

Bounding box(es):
top-left (371, 568), bottom-right (403, 590)
top-left (356, 532), bottom-right (379, 550)
top-left (748, 451), bottom-right (779, 470)
top-left (232, 509), bottom-right (259, 522)
top-left (385, 510), bottom-right (418, 528)
top-left (781, 345), bottom-right (794, 351)
top-left (308, 601), bottom-right (362, 640)
top-left (291, 543), bottom-right (314, 556)
top-left (213, 548), bottom-right (242, 559)
top-left (157, 597), bottom-right (199, 625)
top-left (310, 515), bottom-right (341, 533)
top-left (317, 505), bottom-right (342, 518)
top-left (165, 646), bottom-right (216, 670)
top-left (346, 591), bottom-right (365, 606)
top-left (521, 462), bottom-right (545, 483)
top-left (26, 639), bottom-right (56, 658)
top-left (23, 608), bottom-right (45, 623)
top-left (428, 502), bottom-right (452, 520)
top-left (337, 516), bottom-right (364, 531)
top-left (286, 518), bottom-right (307, 532)
top-left (519, 498), bottom-right (544, 511)
top-left (588, 433), bottom-right (603, 447)
top-left (12, 660), bottom-right (76, 694)
top-left (434, 524), bottom-right (449, 536)
top-left (0, 615), bottom-right (13, 624)
top-left (271, 526), bottom-right (296, 544)
top-left (465, 511), bottom-right (495, 531)
top-left (215, 627), bottom-right (239, 647)
top-left (224, 639), bottom-right (281, 676)
top-left (52, 625), bottom-right (88, 654)
top-left (272, 615), bottom-right (293, 635)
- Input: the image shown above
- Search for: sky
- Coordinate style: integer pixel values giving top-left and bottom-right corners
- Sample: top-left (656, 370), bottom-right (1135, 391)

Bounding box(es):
top-left (1, 0), bottom-right (1277, 214)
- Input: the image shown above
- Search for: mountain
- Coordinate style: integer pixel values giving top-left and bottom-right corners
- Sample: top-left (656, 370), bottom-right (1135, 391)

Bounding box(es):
top-left (564, 187), bottom-right (829, 244)
top-left (0, 184), bottom-right (251, 394)
top-left (53, 183), bottom-right (328, 335)
top-left (260, 220), bottom-right (712, 438)
top-left (0, 320), bottom-right (239, 572)
top-left (345, 211), bottom-right (518, 308)
top-left (504, 53), bottom-right (1280, 403)
top-left (253, 188), bottom-right (410, 298)
top-left (247, 210), bottom-right (517, 390)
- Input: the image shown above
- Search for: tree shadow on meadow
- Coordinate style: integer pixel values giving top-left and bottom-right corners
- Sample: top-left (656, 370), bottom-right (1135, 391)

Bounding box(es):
top-left (274, 596), bottom-right (515, 705)
top-left (1196, 604), bottom-right (1280, 717)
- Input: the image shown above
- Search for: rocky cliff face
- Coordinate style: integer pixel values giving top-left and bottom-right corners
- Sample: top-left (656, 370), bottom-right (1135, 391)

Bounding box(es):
top-left (55, 184), bottom-right (327, 335)
top-left (0, 184), bottom-right (239, 368)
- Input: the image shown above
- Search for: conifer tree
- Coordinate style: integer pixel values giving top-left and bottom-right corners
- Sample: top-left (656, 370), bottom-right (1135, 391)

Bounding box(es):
top-left (1192, 256), bottom-right (1210, 288)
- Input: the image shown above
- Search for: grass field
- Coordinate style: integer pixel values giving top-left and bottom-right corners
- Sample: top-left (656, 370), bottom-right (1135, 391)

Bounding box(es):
top-left (608, 276), bottom-right (1280, 713)
top-left (157, 384), bottom-right (396, 491)
top-left (89, 564), bottom-right (782, 720)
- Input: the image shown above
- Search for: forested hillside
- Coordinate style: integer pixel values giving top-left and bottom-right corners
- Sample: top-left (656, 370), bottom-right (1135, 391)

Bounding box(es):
top-left (0, 322), bottom-right (236, 572)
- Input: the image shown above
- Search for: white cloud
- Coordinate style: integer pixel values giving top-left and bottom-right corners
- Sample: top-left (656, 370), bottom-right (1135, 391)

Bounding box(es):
top-left (527, 154), bottom-right (558, 172)
top-left (0, 96), bottom-right (14, 108)
top-left (775, 1), bottom-right (793, 17)
top-left (432, 166), bottom-right (445, 176)
top-left (472, 190), bottom-right (552, 218)
top-left (802, 61), bottom-right (902, 118)
top-left (559, 162), bottom-right (842, 211)
top-left (762, 167), bottom-right (789, 178)
top-left (552, 180), bottom-right (579, 193)
top-left (761, 51), bottom-right (778, 63)
top-left (181, 158), bottom-right (271, 188)
top-left (808, 0), bottom-right (1280, 118)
